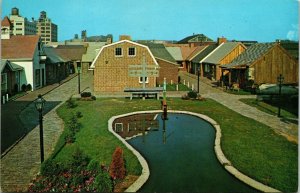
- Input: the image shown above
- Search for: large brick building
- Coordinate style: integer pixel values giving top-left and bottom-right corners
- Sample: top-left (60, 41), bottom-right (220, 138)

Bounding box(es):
top-left (90, 39), bottom-right (158, 92)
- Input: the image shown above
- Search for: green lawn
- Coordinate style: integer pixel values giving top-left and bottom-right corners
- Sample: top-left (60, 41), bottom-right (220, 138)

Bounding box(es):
top-left (239, 98), bottom-right (298, 119)
top-left (54, 98), bottom-right (297, 192)
top-left (166, 83), bottom-right (191, 91)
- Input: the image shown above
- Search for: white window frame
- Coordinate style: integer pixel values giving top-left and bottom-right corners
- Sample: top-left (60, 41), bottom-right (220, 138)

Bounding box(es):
top-left (128, 47), bottom-right (136, 57)
top-left (139, 77), bottom-right (149, 83)
top-left (115, 47), bottom-right (123, 57)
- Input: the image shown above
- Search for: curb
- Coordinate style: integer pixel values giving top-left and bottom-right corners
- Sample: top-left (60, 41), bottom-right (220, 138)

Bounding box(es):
top-left (108, 110), bottom-right (281, 193)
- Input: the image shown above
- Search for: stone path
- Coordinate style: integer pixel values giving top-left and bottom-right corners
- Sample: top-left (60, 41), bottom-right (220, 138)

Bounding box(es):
top-left (1, 74), bottom-right (92, 192)
top-left (179, 71), bottom-right (298, 143)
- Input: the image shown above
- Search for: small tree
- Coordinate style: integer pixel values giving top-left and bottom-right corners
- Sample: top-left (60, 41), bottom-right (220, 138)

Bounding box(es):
top-left (109, 147), bottom-right (126, 180)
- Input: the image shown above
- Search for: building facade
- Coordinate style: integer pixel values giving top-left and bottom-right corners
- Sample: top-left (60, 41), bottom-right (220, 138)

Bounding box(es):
top-left (91, 39), bottom-right (158, 92)
top-left (36, 11), bottom-right (58, 44)
top-left (8, 7), bottom-right (36, 36)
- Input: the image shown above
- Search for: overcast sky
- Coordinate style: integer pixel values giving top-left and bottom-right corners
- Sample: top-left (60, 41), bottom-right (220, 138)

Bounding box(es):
top-left (1, 0), bottom-right (299, 42)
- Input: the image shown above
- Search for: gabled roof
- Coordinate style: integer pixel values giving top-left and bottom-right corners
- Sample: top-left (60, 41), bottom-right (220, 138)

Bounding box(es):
top-left (178, 34), bottom-right (214, 44)
top-left (191, 44), bottom-right (218, 63)
top-left (90, 40), bottom-right (158, 68)
top-left (1, 16), bottom-right (12, 27)
top-left (223, 43), bottom-right (275, 68)
top-left (280, 42), bottom-right (299, 60)
top-left (166, 47), bottom-right (183, 61)
top-left (44, 47), bottom-right (69, 63)
top-left (82, 42), bottom-right (106, 62)
top-left (142, 43), bottom-right (176, 63)
top-left (180, 46), bottom-right (198, 60)
top-left (1, 35), bottom-right (40, 60)
top-left (1, 59), bottom-right (24, 72)
top-left (186, 45), bottom-right (208, 61)
top-left (54, 45), bottom-right (87, 61)
top-left (202, 42), bottom-right (244, 64)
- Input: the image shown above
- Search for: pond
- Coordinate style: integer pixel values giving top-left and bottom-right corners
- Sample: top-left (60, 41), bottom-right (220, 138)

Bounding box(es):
top-left (126, 113), bottom-right (258, 192)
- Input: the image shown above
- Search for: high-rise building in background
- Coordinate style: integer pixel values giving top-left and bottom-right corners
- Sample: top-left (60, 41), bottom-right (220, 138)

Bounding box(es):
top-left (8, 7), bottom-right (37, 36)
top-left (36, 11), bottom-right (58, 44)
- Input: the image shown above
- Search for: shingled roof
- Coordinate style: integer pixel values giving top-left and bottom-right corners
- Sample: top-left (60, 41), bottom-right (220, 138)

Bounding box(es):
top-left (1, 16), bottom-right (12, 27)
top-left (202, 42), bottom-right (243, 64)
top-left (44, 47), bottom-right (69, 63)
top-left (166, 47), bottom-right (183, 61)
top-left (223, 43), bottom-right (275, 68)
top-left (82, 42), bottom-right (106, 62)
top-left (191, 44), bottom-right (218, 63)
top-left (142, 43), bottom-right (176, 63)
top-left (1, 35), bottom-right (40, 60)
top-left (54, 45), bottom-right (87, 61)
top-left (177, 34), bottom-right (214, 44)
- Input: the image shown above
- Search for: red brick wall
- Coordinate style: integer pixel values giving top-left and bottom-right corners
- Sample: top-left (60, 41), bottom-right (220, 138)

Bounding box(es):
top-left (156, 58), bottom-right (179, 85)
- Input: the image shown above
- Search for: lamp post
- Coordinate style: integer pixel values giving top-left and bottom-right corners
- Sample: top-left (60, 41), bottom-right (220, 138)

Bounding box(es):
top-left (197, 66), bottom-right (200, 94)
top-left (57, 63), bottom-right (61, 84)
top-left (34, 94), bottom-right (46, 163)
top-left (277, 74), bottom-right (284, 117)
top-left (77, 62), bottom-right (81, 94)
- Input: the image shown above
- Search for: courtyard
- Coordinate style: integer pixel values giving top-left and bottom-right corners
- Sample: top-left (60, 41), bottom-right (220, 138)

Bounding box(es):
top-left (0, 73), bottom-right (298, 192)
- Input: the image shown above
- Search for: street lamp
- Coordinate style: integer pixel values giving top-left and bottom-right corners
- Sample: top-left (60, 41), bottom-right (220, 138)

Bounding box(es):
top-left (197, 66), bottom-right (200, 94)
top-left (77, 62), bottom-right (81, 94)
top-left (277, 74), bottom-right (284, 117)
top-left (34, 94), bottom-right (46, 163)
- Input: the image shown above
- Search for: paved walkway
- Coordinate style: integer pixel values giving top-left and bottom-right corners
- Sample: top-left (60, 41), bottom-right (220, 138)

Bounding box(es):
top-left (1, 74), bottom-right (92, 192)
top-left (179, 71), bottom-right (298, 143)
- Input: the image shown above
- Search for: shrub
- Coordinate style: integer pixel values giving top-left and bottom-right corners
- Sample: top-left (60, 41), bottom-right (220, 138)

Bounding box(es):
top-left (71, 147), bottom-right (90, 168)
top-left (91, 95), bottom-right (96, 100)
top-left (41, 159), bottom-right (63, 176)
top-left (64, 130), bottom-right (75, 143)
top-left (26, 84), bottom-right (32, 91)
top-left (93, 171), bottom-right (113, 192)
top-left (87, 159), bottom-right (101, 174)
top-left (81, 92), bottom-right (92, 98)
top-left (67, 115), bottom-right (80, 133)
top-left (76, 111), bottom-right (83, 118)
top-left (66, 97), bottom-right (77, 108)
top-left (109, 147), bottom-right (126, 180)
top-left (187, 90), bottom-right (198, 99)
top-left (21, 84), bottom-right (27, 92)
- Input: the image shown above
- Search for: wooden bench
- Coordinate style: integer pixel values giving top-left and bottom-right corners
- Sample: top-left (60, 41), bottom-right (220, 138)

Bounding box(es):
top-left (124, 87), bottom-right (163, 100)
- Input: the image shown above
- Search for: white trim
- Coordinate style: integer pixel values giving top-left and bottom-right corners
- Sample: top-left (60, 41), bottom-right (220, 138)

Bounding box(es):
top-left (188, 45), bottom-right (209, 61)
top-left (200, 43), bottom-right (224, 64)
top-left (128, 47), bottom-right (136, 57)
top-left (90, 39), bottom-right (159, 68)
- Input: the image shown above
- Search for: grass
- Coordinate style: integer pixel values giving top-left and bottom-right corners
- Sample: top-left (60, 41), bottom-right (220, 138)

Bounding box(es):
top-left (54, 98), bottom-right (297, 192)
top-left (224, 89), bottom-right (253, 95)
top-left (166, 83), bottom-right (191, 91)
top-left (239, 98), bottom-right (298, 119)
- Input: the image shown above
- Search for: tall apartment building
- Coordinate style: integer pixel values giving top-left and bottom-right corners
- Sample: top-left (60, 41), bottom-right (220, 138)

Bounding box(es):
top-left (36, 11), bottom-right (58, 44)
top-left (8, 7), bottom-right (37, 35)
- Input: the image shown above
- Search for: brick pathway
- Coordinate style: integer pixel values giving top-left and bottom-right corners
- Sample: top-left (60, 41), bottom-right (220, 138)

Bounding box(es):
top-left (1, 74), bottom-right (92, 192)
top-left (179, 71), bottom-right (298, 143)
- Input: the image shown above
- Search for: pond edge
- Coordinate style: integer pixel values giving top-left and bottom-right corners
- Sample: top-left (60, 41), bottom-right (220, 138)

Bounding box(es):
top-left (108, 110), bottom-right (280, 193)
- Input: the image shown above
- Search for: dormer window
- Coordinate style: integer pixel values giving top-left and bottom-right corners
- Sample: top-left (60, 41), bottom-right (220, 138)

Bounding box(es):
top-left (115, 47), bottom-right (122, 57)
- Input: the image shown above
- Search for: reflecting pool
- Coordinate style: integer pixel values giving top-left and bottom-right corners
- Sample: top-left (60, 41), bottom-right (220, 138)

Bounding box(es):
top-left (127, 113), bottom-right (258, 192)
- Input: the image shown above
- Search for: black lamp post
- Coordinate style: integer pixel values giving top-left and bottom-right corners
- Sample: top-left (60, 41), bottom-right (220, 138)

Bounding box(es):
top-left (77, 62), bottom-right (81, 94)
top-left (277, 74), bottom-right (284, 117)
top-left (197, 66), bottom-right (200, 94)
top-left (34, 94), bottom-right (46, 163)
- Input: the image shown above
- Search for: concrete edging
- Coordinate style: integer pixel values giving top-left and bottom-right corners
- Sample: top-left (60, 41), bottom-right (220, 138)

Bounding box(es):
top-left (108, 110), bottom-right (281, 193)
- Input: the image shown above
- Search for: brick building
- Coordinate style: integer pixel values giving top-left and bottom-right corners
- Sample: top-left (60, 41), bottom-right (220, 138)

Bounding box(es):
top-left (90, 38), bottom-right (158, 92)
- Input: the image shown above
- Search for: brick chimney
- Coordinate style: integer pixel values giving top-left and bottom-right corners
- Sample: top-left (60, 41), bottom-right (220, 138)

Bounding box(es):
top-left (106, 37), bottom-right (112, 44)
top-left (119, 35), bottom-right (131, 41)
top-left (217, 37), bottom-right (227, 45)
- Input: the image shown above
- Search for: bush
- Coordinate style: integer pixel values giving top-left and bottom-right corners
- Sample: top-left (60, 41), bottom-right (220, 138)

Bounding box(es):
top-left (87, 159), bottom-right (101, 173)
top-left (41, 159), bottom-right (64, 176)
top-left (21, 84), bottom-right (27, 92)
top-left (81, 92), bottom-right (92, 98)
top-left (91, 96), bottom-right (96, 100)
top-left (93, 172), bottom-right (113, 192)
top-left (67, 115), bottom-right (80, 133)
top-left (76, 111), bottom-right (83, 118)
top-left (187, 90), bottom-right (198, 99)
top-left (26, 84), bottom-right (32, 91)
top-left (64, 130), bottom-right (75, 143)
top-left (66, 97), bottom-right (77, 108)
top-left (109, 147), bottom-right (126, 180)
top-left (71, 147), bottom-right (90, 168)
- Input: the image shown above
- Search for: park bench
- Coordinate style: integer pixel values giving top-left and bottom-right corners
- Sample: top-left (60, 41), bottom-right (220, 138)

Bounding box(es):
top-left (124, 87), bottom-right (163, 100)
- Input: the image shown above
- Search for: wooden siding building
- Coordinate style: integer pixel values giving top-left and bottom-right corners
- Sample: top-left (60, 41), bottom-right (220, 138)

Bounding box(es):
top-left (222, 43), bottom-right (298, 88)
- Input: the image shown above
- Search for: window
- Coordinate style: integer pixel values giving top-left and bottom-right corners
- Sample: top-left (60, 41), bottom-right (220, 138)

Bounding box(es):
top-left (35, 69), bottom-right (41, 87)
top-left (16, 23), bottom-right (22, 25)
top-left (115, 48), bottom-right (122, 56)
top-left (16, 28), bottom-right (22, 30)
top-left (139, 77), bottom-right (149, 83)
top-left (128, 47), bottom-right (136, 56)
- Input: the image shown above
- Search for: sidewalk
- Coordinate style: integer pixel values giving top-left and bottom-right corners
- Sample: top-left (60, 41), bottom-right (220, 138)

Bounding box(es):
top-left (179, 71), bottom-right (298, 143)
top-left (1, 74), bottom-right (91, 192)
